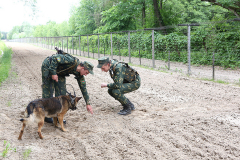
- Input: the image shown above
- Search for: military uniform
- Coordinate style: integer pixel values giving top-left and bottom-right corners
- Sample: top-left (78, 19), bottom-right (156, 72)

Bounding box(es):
top-left (41, 52), bottom-right (94, 105)
top-left (97, 57), bottom-right (141, 115)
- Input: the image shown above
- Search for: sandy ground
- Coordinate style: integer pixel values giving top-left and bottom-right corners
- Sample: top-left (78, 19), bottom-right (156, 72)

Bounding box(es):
top-left (0, 42), bottom-right (240, 160)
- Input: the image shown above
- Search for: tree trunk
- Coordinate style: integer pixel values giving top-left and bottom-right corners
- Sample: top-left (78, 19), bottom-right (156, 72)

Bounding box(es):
top-left (152, 0), bottom-right (164, 27)
top-left (142, 0), bottom-right (146, 27)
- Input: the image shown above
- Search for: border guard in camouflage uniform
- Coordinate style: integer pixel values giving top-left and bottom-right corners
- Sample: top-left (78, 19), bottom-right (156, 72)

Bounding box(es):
top-left (42, 49), bottom-right (94, 123)
top-left (97, 57), bottom-right (141, 115)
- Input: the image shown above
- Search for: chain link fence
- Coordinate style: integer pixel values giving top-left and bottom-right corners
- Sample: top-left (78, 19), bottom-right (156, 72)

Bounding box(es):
top-left (11, 19), bottom-right (240, 83)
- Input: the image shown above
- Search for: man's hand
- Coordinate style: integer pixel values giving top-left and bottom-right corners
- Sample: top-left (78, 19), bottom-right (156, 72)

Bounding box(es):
top-left (86, 105), bottom-right (93, 114)
top-left (101, 83), bottom-right (108, 88)
top-left (52, 75), bottom-right (58, 82)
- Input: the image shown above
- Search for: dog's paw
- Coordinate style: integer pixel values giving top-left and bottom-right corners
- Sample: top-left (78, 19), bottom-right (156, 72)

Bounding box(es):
top-left (62, 129), bottom-right (68, 132)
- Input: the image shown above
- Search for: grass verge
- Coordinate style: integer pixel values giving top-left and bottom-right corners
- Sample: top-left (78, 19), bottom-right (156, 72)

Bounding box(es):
top-left (0, 41), bottom-right (12, 86)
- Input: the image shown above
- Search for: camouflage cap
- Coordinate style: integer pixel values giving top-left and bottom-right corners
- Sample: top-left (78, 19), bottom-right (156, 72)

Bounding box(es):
top-left (97, 56), bottom-right (110, 68)
top-left (83, 61), bottom-right (94, 74)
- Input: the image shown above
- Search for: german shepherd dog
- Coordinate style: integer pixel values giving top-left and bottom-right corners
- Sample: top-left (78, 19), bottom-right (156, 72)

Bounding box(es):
top-left (18, 95), bottom-right (81, 140)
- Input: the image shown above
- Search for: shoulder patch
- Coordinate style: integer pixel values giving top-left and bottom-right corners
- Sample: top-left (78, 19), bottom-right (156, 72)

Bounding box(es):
top-left (57, 57), bottom-right (61, 62)
top-left (81, 80), bottom-right (86, 84)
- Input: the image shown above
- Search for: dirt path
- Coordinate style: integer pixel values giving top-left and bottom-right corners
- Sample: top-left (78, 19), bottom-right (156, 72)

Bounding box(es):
top-left (0, 42), bottom-right (240, 160)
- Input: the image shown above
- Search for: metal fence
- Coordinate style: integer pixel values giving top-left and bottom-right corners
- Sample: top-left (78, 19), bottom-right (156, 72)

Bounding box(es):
top-left (11, 19), bottom-right (240, 83)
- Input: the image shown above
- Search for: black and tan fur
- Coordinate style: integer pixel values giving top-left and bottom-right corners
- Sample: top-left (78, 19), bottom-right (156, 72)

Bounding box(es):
top-left (18, 95), bottom-right (81, 140)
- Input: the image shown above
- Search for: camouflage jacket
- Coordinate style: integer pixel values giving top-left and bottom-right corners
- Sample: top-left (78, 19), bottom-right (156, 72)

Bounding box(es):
top-left (107, 60), bottom-right (137, 89)
top-left (47, 54), bottom-right (90, 105)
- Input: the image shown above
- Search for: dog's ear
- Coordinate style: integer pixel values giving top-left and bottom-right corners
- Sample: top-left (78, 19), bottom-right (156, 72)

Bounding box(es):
top-left (76, 97), bottom-right (82, 102)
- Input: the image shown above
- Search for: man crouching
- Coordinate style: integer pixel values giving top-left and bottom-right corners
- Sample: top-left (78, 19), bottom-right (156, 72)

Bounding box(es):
top-left (97, 57), bottom-right (141, 115)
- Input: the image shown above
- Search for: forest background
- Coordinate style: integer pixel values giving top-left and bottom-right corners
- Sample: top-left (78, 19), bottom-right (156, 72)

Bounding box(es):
top-left (2, 0), bottom-right (240, 68)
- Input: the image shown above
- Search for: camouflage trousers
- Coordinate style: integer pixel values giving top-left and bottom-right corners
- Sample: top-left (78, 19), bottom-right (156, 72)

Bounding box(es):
top-left (108, 75), bottom-right (141, 105)
top-left (41, 58), bottom-right (66, 98)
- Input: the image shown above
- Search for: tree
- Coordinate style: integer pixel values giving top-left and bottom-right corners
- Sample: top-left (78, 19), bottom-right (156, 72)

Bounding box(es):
top-left (57, 21), bottom-right (70, 36)
top-left (73, 0), bottom-right (98, 35)
top-left (201, 0), bottom-right (240, 17)
top-left (100, 1), bottom-right (142, 32)
top-left (19, 0), bottom-right (38, 18)
top-left (21, 22), bottom-right (34, 37)
top-left (7, 26), bottom-right (22, 39)
top-left (1, 32), bottom-right (7, 40)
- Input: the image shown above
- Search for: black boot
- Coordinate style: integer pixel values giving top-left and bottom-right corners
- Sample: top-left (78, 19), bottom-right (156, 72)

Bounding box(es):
top-left (44, 117), bottom-right (53, 123)
top-left (127, 99), bottom-right (135, 110)
top-left (118, 103), bottom-right (131, 115)
top-left (120, 103), bottom-right (127, 112)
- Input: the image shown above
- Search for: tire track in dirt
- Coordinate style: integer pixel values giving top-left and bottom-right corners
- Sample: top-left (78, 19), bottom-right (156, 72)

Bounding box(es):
top-left (14, 49), bottom-right (42, 84)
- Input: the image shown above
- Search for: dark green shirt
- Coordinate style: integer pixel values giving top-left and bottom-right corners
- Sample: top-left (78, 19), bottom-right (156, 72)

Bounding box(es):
top-left (48, 54), bottom-right (90, 105)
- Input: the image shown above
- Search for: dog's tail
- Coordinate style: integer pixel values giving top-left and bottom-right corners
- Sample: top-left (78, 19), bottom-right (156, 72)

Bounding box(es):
top-left (19, 112), bottom-right (32, 123)
top-left (19, 102), bottom-right (35, 123)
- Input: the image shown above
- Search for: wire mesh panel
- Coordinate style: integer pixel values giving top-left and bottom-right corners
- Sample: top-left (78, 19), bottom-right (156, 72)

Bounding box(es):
top-left (89, 35), bottom-right (98, 58)
top-left (99, 34), bottom-right (111, 58)
top-left (13, 19), bottom-right (240, 83)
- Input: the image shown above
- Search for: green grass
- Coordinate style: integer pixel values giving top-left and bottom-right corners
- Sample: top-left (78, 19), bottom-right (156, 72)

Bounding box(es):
top-left (23, 148), bottom-right (32, 160)
top-left (0, 140), bottom-right (16, 158)
top-left (200, 78), bottom-right (229, 84)
top-left (7, 100), bottom-right (12, 107)
top-left (0, 41), bottom-right (13, 86)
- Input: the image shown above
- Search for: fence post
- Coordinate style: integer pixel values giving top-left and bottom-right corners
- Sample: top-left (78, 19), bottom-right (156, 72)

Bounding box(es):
top-left (87, 35), bottom-right (89, 58)
top-left (187, 25), bottom-right (191, 75)
top-left (111, 33), bottom-right (113, 59)
top-left (212, 52), bottom-right (215, 80)
top-left (128, 32), bottom-right (131, 63)
top-left (98, 34), bottom-right (100, 58)
top-left (67, 37), bottom-right (68, 53)
top-left (168, 50), bottom-right (170, 70)
top-left (72, 36), bottom-right (74, 55)
top-left (152, 30), bottom-right (155, 68)
top-left (83, 38), bottom-right (85, 57)
top-left (178, 23), bottom-right (199, 75)
top-left (62, 37), bottom-right (63, 51)
top-left (75, 38), bottom-right (77, 56)
top-left (139, 48), bottom-right (141, 65)
top-left (79, 36), bottom-right (81, 56)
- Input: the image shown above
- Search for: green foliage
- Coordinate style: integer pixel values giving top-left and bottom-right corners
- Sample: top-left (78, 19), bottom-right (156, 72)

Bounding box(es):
top-left (1, 32), bottom-right (7, 40)
top-left (8, 0), bottom-right (234, 37)
top-left (7, 0), bottom-right (240, 69)
top-left (203, 0), bottom-right (239, 17)
top-left (100, 1), bottom-right (140, 32)
top-left (0, 140), bottom-right (16, 158)
top-left (23, 148), bottom-right (32, 160)
top-left (7, 100), bottom-right (12, 107)
top-left (73, 0), bottom-right (98, 35)
top-left (0, 41), bottom-right (12, 85)
top-left (73, 20), bottom-right (240, 69)
top-left (32, 20), bottom-right (72, 38)
top-left (7, 22), bottom-right (34, 39)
